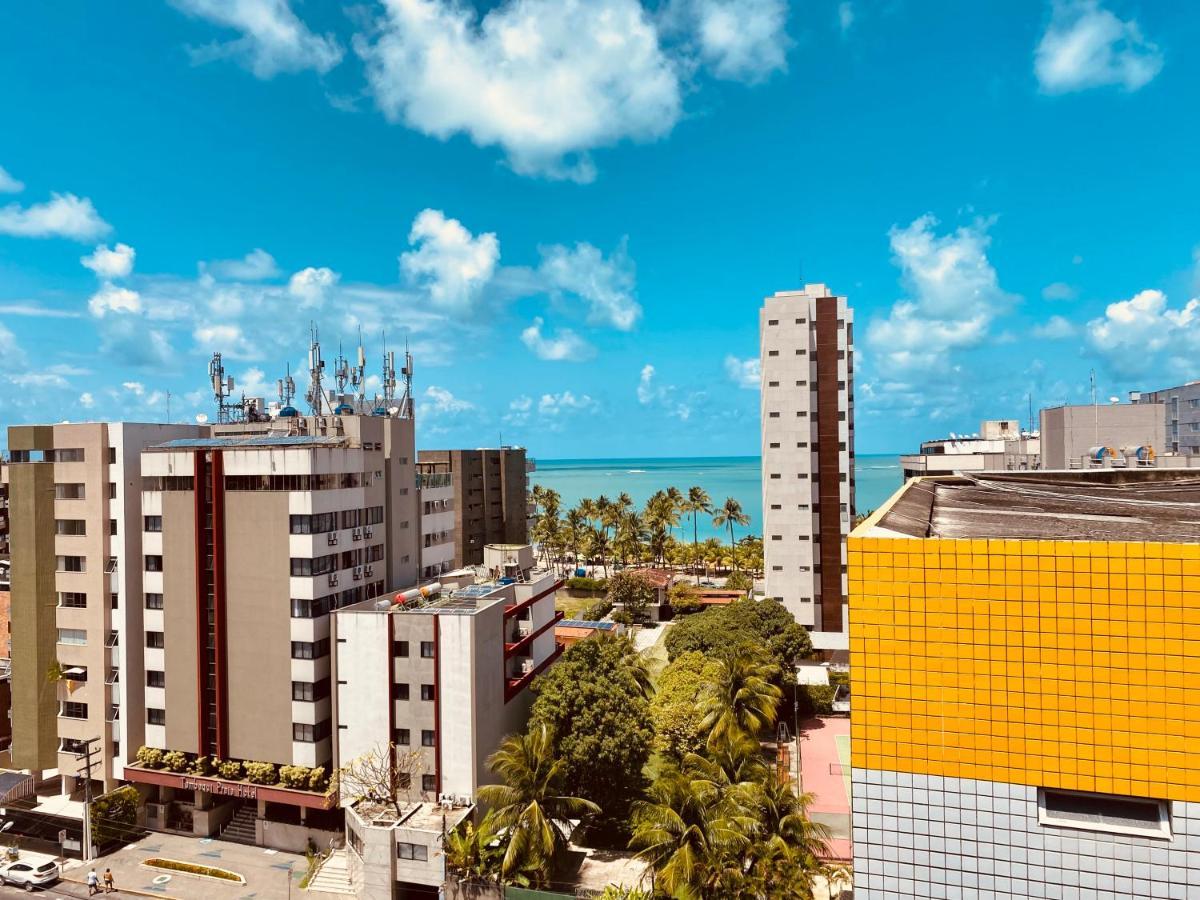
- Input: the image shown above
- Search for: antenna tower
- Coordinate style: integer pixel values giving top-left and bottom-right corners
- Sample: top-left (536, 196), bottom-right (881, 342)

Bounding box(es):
top-left (277, 363), bottom-right (296, 408)
top-left (209, 352), bottom-right (240, 424)
top-left (306, 324), bottom-right (328, 416)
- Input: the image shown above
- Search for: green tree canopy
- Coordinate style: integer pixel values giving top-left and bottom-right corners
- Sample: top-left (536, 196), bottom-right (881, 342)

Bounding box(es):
top-left (650, 651), bottom-right (725, 761)
top-left (664, 598), bottom-right (813, 678)
top-left (530, 633), bottom-right (654, 838)
top-left (606, 570), bottom-right (658, 621)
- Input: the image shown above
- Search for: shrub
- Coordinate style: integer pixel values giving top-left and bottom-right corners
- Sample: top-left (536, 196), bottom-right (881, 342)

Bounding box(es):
top-left (724, 571), bottom-right (754, 593)
top-left (189, 756), bottom-right (213, 776)
top-left (580, 599), bottom-right (613, 621)
top-left (143, 858), bottom-right (245, 884)
top-left (244, 761), bottom-right (278, 785)
top-left (606, 571), bottom-right (657, 621)
top-left (162, 750), bottom-right (189, 773)
top-left (278, 765), bottom-right (311, 789)
top-left (796, 684), bottom-right (836, 717)
top-left (308, 766), bottom-right (327, 792)
top-left (135, 746), bottom-right (163, 769)
top-left (668, 583), bottom-right (703, 615)
top-left (611, 609), bottom-right (634, 625)
top-left (567, 576), bottom-right (607, 593)
top-left (216, 759), bottom-right (243, 780)
top-left (91, 785), bottom-right (141, 846)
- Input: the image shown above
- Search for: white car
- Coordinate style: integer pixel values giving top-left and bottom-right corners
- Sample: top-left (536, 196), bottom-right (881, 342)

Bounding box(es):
top-left (0, 859), bottom-right (60, 891)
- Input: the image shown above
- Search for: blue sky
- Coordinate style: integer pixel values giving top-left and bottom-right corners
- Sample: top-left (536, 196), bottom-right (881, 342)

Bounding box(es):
top-left (1, 0), bottom-right (1198, 457)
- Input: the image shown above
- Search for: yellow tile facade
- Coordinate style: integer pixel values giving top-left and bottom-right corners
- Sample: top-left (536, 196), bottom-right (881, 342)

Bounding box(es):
top-left (849, 534), bottom-right (1200, 802)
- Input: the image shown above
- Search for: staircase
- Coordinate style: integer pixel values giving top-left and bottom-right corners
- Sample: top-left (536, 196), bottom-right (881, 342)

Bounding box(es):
top-left (307, 848), bottom-right (354, 896)
top-left (219, 805), bottom-right (258, 845)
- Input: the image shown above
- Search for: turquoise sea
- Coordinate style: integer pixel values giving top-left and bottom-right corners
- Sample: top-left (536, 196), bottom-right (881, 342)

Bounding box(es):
top-left (529, 454), bottom-right (902, 541)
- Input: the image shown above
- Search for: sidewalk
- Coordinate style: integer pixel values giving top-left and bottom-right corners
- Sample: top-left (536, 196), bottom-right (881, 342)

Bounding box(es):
top-left (62, 834), bottom-right (307, 900)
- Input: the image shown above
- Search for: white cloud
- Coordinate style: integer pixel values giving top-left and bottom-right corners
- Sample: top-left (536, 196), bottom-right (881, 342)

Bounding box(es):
top-left (122, 381), bottom-right (146, 396)
top-left (637, 363), bottom-right (661, 405)
top-left (538, 240), bottom-right (641, 331)
top-left (0, 302), bottom-right (82, 319)
top-left (206, 248), bottom-right (280, 280)
top-left (81, 243), bottom-right (136, 279)
top-left (194, 323), bottom-right (257, 359)
top-left (685, 0), bottom-right (790, 83)
top-left (837, 1), bottom-right (854, 34)
top-left (1032, 314), bottom-right (1078, 339)
top-left (0, 166), bottom-right (24, 193)
top-left (172, 0), bottom-right (343, 77)
top-left (537, 390), bottom-right (595, 417)
top-left (503, 394), bottom-right (534, 426)
top-left (867, 214), bottom-right (1014, 372)
top-left (0, 193), bottom-right (111, 241)
top-left (1042, 281), bottom-right (1077, 301)
top-left (401, 209), bottom-right (499, 312)
top-left (356, 0), bottom-right (682, 182)
top-left (1086, 288), bottom-right (1200, 378)
top-left (520, 317), bottom-right (594, 361)
top-left (1035, 0), bottom-right (1162, 94)
top-left (724, 354), bottom-right (761, 389)
top-left (79, 392), bottom-right (94, 408)
top-left (418, 385), bottom-right (476, 418)
top-left (288, 266), bottom-right (339, 306)
top-left (88, 284), bottom-right (142, 317)
top-left (636, 362), bottom-right (694, 419)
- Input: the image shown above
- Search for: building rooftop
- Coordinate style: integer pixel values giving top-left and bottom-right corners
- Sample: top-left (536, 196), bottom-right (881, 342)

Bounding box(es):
top-left (863, 472), bottom-right (1200, 543)
top-left (151, 435), bottom-right (347, 450)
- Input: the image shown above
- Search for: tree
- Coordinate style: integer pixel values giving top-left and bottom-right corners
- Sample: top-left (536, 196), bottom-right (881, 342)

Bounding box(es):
top-left (711, 497), bottom-right (751, 567)
top-left (565, 509), bottom-right (586, 570)
top-left (683, 486), bottom-right (712, 584)
top-left (478, 724), bottom-right (600, 885)
top-left (91, 785), bottom-right (141, 847)
top-left (530, 633), bottom-right (654, 837)
top-left (606, 570), bottom-right (657, 622)
top-left (444, 814), bottom-right (505, 884)
top-left (664, 598), bottom-right (812, 678)
top-left (668, 582), bottom-right (703, 615)
top-left (724, 570), bottom-right (754, 594)
top-left (699, 652), bottom-right (783, 750)
top-left (336, 743), bottom-right (426, 815)
top-left (651, 651), bottom-right (724, 761)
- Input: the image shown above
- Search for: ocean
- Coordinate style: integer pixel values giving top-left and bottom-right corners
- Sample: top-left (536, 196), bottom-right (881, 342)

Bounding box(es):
top-left (529, 454), bottom-right (902, 541)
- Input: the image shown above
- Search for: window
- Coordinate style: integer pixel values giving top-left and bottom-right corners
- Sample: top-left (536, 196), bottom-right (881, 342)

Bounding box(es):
top-left (293, 721), bottom-right (331, 742)
top-left (111, 592), bottom-right (119, 609)
top-left (767, 350), bottom-right (779, 357)
top-left (397, 842), bottom-right (428, 862)
top-left (57, 555), bottom-right (86, 572)
top-left (108, 447), bottom-right (116, 464)
top-left (109, 519), bottom-right (118, 536)
top-left (108, 483), bottom-right (117, 499)
top-left (290, 553), bottom-right (339, 577)
top-left (289, 512), bottom-right (338, 534)
top-left (147, 708), bottom-right (166, 726)
top-left (58, 628), bottom-right (87, 645)
top-left (55, 519), bottom-right (87, 536)
top-left (48, 448), bottom-right (85, 462)
top-left (145, 555), bottom-right (163, 572)
top-left (140, 476), bottom-right (194, 491)
top-left (768, 412), bottom-right (780, 418)
top-left (292, 680), bottom-right (330, 702)
top-left (62, 701), bottom-right (88, 719)
top-left (420, 641), bottom-right (434, 658)
top-left (145, 593), bottom-right (164, 610)
top-left (421, 729), bottom-right (435, 747)
top-left (769, 442), bottom-right (780, 449)
top-left (771, 535), bottom-right (782, 541)
top-left (1038, 788), bottom-right (1171, 839)
top-left (394, 728), bottom-right (411, 746)
top-left (58, 592), bottom-right (87, 609)
top-left (393, 640), bottom-right (410, 657)
top-left (291, 597), bottom-right (329, 618)
top-left (145, 631), bottom-right (165, 649)
top-left (146, 671), bottom-right (165, 688)
top-left (144, 515), bottom-right (162, 532)
top-left (55, 483), bottom-right (85, 500)
top-left (421, 775), bottom-right (437, 793)
top-left (291, 639), bottom-right (330, 660)
top-left (393, 683), bottom-right (410, 701)
top-left (420, 684), bottom-right (435, 701)
top-left (767, 319), bottom-right (778, 325)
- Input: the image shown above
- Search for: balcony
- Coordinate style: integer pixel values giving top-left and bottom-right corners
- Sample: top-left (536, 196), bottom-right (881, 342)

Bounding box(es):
top-left (504, 643), bottom-right (564, 702)
top-left (505, 611), bottom-right (564, 659)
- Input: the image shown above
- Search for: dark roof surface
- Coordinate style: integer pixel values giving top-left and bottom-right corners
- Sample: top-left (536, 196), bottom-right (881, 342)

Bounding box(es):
top-left (874, 472), bottom-right (1200, 543)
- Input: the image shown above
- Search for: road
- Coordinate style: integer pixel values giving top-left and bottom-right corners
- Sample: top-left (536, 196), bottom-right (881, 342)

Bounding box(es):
top-left (0, 881), bottom-right (93, 899)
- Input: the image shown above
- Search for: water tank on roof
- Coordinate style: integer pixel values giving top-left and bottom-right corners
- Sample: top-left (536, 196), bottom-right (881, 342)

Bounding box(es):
top-left (334, 403), bottom-right (354, 415)
top-left (278, 406), bottom-right (300, 418)
top-left (372, 407), bottom-right (388, 417)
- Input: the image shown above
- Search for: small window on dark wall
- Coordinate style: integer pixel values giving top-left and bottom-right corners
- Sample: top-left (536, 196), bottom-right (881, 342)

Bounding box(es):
top-left (1038, 788), bottom-right (1171, 840)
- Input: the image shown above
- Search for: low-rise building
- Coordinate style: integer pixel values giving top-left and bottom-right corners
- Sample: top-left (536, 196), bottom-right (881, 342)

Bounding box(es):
top-left (1040, 402), bottom-right (1165, 469)
top-left (850, 470), bottom-right (1200, 898)
top-left (345, 799), bottom-right (471, 900)
top-left (555, 618), bottom-right (617, 648)
top-left (1134, 381), bottom-right (1200, 456)
top-left (900, 419), bottom-right (1040, 479)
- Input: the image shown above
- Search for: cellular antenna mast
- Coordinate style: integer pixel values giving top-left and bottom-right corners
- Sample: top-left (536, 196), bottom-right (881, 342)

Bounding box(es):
top-left (399, 339), bottom-right (414, 419)
top-left (277, 362), bottom-right (296, 408)
top-left (334, 342), bottom-right (350, 396)
top-left (306, 324), bottom-right (328, 415)
top-left (352, 326), bottom-right (367, 410)
top-left (209, 352), bottom-right (238, 424)
top-left (382, 333), bottom-right (398, 409)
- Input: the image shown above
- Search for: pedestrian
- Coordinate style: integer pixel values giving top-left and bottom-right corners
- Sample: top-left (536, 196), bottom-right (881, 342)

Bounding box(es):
top-left (86, 867), bottom-right (99, 896)
top-left (103, 866), bottom-right (115, 893)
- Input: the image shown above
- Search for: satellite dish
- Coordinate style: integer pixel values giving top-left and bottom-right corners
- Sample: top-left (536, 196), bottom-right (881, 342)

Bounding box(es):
top-left (195, 414), bottom-right (209, 424)
top-left (388, 406), bottom-right (400, 416)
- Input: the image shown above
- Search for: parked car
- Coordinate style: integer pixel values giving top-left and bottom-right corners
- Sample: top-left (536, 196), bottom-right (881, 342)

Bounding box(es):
top-left (0, 859), bottom-right (60, 891)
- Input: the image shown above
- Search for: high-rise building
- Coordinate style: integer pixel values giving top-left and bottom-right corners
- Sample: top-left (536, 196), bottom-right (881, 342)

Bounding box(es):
top-left (759, 285), bottom-right (854, 648)
top-left (850, 471), bottom-right (1200, 899)
top-left (4, 422), bottom-right (204, 793)
top-left (1135, 381), bottom-right (1200, 456)
top-left (416, 448), bottom-right (531, 567)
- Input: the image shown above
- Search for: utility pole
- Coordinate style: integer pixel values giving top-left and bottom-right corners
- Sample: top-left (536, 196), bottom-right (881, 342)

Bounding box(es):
top-left (75, 737), bottom-right (102, 862)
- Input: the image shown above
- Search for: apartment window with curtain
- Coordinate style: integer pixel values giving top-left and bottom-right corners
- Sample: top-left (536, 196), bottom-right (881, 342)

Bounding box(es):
top-left (57, 628), bottom-right (87, 645)
top-left (57, 556), bottom-right (85, 573)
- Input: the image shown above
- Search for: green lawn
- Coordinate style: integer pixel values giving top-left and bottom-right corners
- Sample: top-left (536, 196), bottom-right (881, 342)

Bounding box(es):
top-left (556, 590), bottom-right (598, 619)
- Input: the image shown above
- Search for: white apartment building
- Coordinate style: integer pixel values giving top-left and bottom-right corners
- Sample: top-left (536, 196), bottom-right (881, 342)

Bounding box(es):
top-left (759, 285), bottom-right (854, 650)
top-left (418, 471), bottom-right (455, 580)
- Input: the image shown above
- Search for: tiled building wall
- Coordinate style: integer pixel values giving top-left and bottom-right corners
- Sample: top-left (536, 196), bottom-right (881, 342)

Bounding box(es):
top-left (852, 769), bottom-right (1200, 900)
top-left (849, 535), bottom-right (1200, 801)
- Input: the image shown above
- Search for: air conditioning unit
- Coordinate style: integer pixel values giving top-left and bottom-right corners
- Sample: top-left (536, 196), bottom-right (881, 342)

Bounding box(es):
top-left (353, 566), bottom-right (363, 581)
top-left (364, 565), bottom-right (373, 577)
top-left (520, 658), bottom-right (535, 674)
top-left (364, 526), bottom-right (374, 538)
top-left (327, 533), bottom-right (338, 546)
top-left (352, 528), bottom-right (363, 541)
top-left (328, 573), bottom-right (339, 587)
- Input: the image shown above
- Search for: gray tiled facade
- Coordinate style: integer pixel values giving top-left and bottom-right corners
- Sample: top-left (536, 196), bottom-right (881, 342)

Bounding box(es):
top-left (852, 768), bottom-right (1200, 899)
top-left (1136, 382), bottom-right (1200, 456)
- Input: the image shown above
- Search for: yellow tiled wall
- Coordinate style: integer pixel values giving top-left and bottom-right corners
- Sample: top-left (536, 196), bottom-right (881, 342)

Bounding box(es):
top-left (849, 535), bottom-right (1200, 802)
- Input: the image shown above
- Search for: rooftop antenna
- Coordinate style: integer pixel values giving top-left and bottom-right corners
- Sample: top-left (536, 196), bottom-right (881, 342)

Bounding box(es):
top-left (1027, 392), bottom-right (1034, 434)
top-left (399, 339), bottom-right (414, 419)
top-left (382, 332), bottom-right (397, 408)
top-left (277, 362), bottom-right (296, 408)
top-left (352, 326), bottom-right (367, 410)
top-left (209, 352), bottom-right (237, 424)
top-left (1090, 369), bottom-right (1099, 447)
top-left (306, 323), bottom-right (327, 416)
top-left (334, 341), bottom-right (350, 396)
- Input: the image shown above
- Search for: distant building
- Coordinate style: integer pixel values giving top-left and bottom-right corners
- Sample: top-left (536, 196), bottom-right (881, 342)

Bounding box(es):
top-left (760, 284), bottom-right (854, 649)
top-left (555, 619), bottom-right (617, 648)
top-left (1040, 402), bottom-right (1165, 469)
top-left (333, 544), bottom-right (562, 803)
top-left (344, 799), bottom-right (472, 898)
top-left (1135, 381), bottom-right (1200, 456)
top-left (417, 470), bottom-right (455, 580)
top-left (900, 419), bottom-right (1040, 479)
top-left (850, 471), bottom-right (1200, 898)
top-left (416, 449), bottom-right (531, 567)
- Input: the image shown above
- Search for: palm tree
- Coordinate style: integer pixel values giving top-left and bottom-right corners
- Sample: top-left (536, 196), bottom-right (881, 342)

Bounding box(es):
top-left (664, 486), bottom-right (685, 539)
top-left (444, 813), bottom-right (506, 883)
top-left (587, 526), bottom-right (612, 579)
top-left (478, 724), bottom-right (600, 884)
top-left (564, 509), bottom-right (586, 573)
top-left (578, 497), bottom-right (599, 525)
top-left (614, 512), bottom-right (644, 568)
top-left (683, 487), bottom-right (712, 584)
top-left (711, 497), bottom-right (750, 570)
top-left (700, 652), bottom-right (782, 752)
